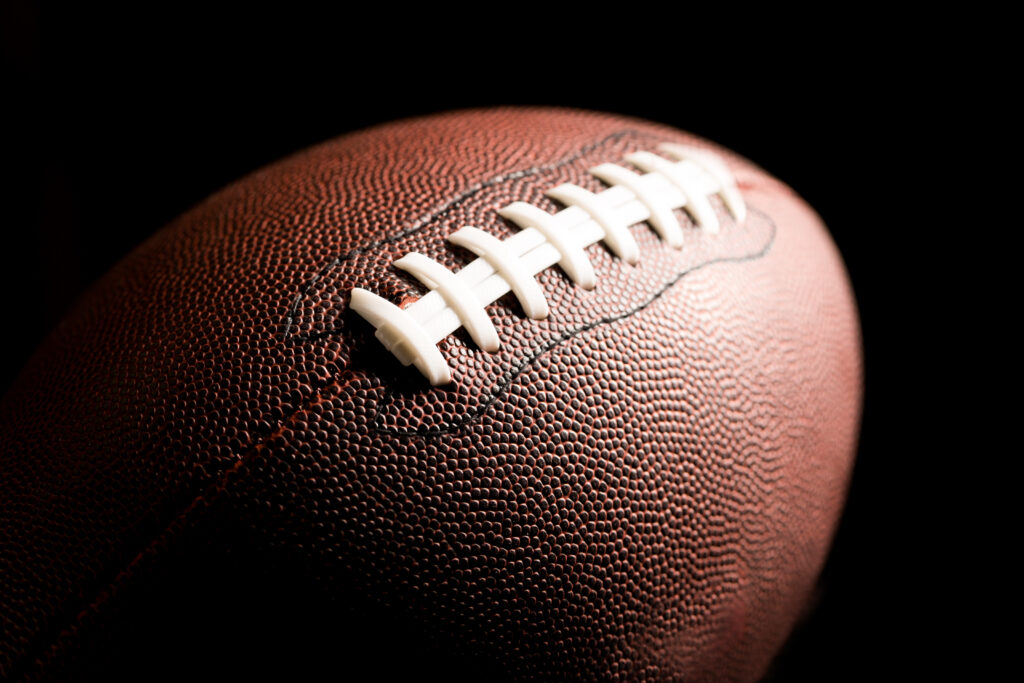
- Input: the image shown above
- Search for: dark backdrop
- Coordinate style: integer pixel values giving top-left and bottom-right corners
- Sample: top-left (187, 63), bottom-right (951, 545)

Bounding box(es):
top-left (2, 5), bottom-right (949, 681)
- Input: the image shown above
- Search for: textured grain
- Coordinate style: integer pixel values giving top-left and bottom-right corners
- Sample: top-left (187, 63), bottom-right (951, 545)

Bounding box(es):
top-left (0, 108), bottom-right (861, 681)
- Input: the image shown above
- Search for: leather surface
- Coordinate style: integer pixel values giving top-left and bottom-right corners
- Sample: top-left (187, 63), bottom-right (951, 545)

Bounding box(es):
top-left (0, 108), bottom-right (861, 681)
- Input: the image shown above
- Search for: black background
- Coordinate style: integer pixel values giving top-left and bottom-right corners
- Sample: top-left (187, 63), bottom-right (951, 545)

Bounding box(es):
top-left (2, 5), bottom-right (964, 681)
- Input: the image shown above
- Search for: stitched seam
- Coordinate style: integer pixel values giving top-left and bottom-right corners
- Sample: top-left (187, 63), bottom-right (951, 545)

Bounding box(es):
top-left (348, 141), bottom-right (748, 386)
top-left (372, 209), bottom-right (776, 437)
top-left (15, 378), bottom-right (356, 681)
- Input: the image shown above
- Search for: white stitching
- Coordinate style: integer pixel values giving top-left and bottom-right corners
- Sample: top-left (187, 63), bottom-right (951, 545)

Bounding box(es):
top-left (658, 143), bottom-right (746, 224)
top-left (348, 288), bottom-right (452, 385)
top-left (498, 202), bottom-right (597, 290)
top-left (448, 226), bottom-right (550, 321)
top-left (394, 252), bottom-right (500, 352)
top-left (589, 162), bottom-right (684, 249)
top-left (546, 183), bottom-right (640, 265)
top-left (626, 151), bottom-right (719, 233)
top-left (349, 144), bottom-right (745, 385)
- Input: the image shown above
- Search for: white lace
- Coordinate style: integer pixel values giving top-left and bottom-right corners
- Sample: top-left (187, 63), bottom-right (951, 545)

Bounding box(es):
top-left (349, 143), bottom-right (746, 385)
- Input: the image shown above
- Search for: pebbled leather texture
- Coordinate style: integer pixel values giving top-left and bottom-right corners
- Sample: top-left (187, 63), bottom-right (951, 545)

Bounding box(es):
top-left (0, 108), bottom-right (862, 681)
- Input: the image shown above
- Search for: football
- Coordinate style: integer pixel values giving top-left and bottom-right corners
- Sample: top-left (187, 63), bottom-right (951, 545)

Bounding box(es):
top-left (0, 108), bottom-right (861, 681)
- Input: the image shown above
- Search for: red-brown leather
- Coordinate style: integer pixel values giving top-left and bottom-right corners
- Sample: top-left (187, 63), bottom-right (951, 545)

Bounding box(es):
top-left (0, 108), bottom-right (861, 681)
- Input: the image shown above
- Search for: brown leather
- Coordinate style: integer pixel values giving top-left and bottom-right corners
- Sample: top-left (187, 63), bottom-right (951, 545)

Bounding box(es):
top-left (0, 108), bottom-right (861, 681)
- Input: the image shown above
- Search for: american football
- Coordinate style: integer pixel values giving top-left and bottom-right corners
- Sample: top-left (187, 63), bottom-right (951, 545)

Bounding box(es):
top-left (0, 107), bottom-right (861, 681)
